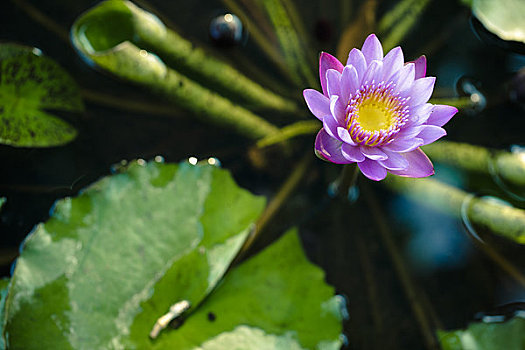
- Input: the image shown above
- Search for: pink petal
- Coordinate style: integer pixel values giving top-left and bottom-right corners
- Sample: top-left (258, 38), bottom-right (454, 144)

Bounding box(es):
top-left (361, 60), bottom-right (383, 85)
top-left (378, 149), bottom-right (409, 170)
top-left (383, 137), bottom-right (423, 153)
top-left (361, 34), bottom-right (383, 65)
top-left (389, 148), bottom-right (434, 178)
top-left (358, 158), bottom-right (388, 181)
top-left (382, 46), bottom-right (404, 81)
top-left (393, 62), bottom-right (415, 93)
top-left (346, 48), bottom-right (367, 83)
top-left (342, 143), bottom-right (365, 162)
top-left (413, 55), bottom-right (427, 79)
top-left (408, 77), bottom-right (436, 107)
top-left (303, 89), bottom-right (330, 121)
top-left (330, 95), bottom-right (346, 124)
top-left (320, 52), bottom-right (344, 97)
top-left (341, 65), bottom-right (359, 104)
top-left (427, 105), bottom-right (458, 127)
top-left (314, 129), bottom-right (348, 164)
top-left (326, 69), bottom-right (342, 97)
top-left (360, 145), bottom-right (388, 160)
top-left (417, 125), bottom-right (446, 145)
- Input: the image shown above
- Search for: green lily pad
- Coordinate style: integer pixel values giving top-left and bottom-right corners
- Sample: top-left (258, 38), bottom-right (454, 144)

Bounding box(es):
top-left (147, 228), bottom-right (344, 349)
top-left (3, 160), bottom-right (266, 349)
top-left (471, 0), bottom-right (525, 43)
top-left (0, 43), bottom-right (83, 147)
top-left (438, 314), bottom-right (525, 350)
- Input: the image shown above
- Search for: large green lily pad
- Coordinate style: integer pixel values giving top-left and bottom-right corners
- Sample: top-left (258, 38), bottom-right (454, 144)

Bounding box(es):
top-left (2, 160), bottom-right (266, 349)
top-left (145, 228), bottom-right (344, 349)
top-left (438, 314), bottom-right (525, 350)
top-left (0, 44), bottom-right (83, 147)
top-left (471, 0), bottom-right (525, 43)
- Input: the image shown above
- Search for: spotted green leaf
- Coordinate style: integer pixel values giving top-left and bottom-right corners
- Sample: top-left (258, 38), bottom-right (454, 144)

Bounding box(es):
top-left (0, 44), bottom-right (83, 147)
top-left (3, 160), bottom-right (265, 349)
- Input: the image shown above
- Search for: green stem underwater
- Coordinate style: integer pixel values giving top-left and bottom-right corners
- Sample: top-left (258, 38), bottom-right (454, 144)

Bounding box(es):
top-left (423, 141), bottom-right (525, 188)
top-left (331, 163), bottom-right (360, 200)
top-left (383, 176), bottom-right (525, 243)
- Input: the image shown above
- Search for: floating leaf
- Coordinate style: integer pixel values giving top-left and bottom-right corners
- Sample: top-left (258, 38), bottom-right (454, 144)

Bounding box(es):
top-left (0, 44), bottom-right (83, 147)
top-left (438, 314), bottom-right (525, 350)
top-left (3, 160), bottom-right (265, 349)
top-left (470, 0), bottom-right (525, 44)
top-left (146, 228), bottom-right (344, 349)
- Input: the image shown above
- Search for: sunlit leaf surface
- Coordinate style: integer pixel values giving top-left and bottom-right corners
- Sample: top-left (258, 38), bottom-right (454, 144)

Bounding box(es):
top-left (438, 315), bottom-right (525, 350)
top-left (147, 228), bottom-right (344, 350)
top-left (3, 160), bottom-right (265, 349)
top-left (471, 0), bottom-right (525, 43)
top-left (0, 44), bottom-right (83, 147)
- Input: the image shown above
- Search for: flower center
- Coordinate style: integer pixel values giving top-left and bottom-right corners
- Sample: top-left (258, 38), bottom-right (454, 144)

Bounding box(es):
top-left (347, 82), bottom-right (409, 146)
top-left (356, 102), bottom-right (395, 132)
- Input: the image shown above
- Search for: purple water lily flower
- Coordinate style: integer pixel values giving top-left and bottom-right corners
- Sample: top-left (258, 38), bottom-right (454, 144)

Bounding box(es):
top-left (303, 34), bottom-right (458, 181)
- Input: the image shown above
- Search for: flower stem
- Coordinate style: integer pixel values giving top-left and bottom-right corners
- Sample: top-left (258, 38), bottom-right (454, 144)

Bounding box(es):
top-left (383, 176), bottom-right (525, 244)
top-left (256, 120), bottom-right (320, 148)
top-left (235, 153), bottom-right (312, 261)
top-left (362, 182), bottom-right (441, 350)
top-left (258, 0), bottom-right (317, 87)
top-left (330, 163), bottom-right (360, 201)
top-left (423, 141), bottom-right (525, 188)
top-left (72, 1), bottom-right (298, 114)
top-left (379, 0), bottom-right (432, 51)
top-left (429, 96), bottom-right (478, 109)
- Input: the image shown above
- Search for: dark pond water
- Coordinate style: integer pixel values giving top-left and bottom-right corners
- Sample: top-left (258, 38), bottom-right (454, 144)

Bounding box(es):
top-left (1, 0), bottom-right (525, 348)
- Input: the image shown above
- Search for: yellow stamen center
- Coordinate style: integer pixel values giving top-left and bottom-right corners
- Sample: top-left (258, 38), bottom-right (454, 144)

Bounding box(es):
top-left (356, 101), bottom-right (395, 133)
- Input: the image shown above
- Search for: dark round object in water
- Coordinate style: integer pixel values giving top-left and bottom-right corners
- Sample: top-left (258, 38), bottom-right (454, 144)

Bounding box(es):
top-left (470, 16), bottom-right (525, 55)
top-left (207, 311), bottom-right (216, 322)
top-left (209, 13), bottom-right (246, 47)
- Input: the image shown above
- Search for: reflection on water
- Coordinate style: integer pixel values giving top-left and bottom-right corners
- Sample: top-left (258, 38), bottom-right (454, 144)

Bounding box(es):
top-left (393, 195), bottom-right (472, 273)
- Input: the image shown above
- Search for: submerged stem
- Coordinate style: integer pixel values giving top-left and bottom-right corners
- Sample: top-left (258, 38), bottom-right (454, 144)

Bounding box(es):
top-left (235, 153), bottom-right (312, 260)
top-left (423, 141), bottom-right (525, 189)
top-left (383, 176), bottom-right (525, 243)
top-left (362, 183), bottom-right (440, 350)
top-left (379, 0), bottom-right (432, 50)
top-left (331, 163), bottom-right (360, 200)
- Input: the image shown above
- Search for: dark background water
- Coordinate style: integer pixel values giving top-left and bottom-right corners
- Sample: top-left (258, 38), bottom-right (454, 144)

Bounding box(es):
top-left (1, 0), bottom-right (525, 348)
